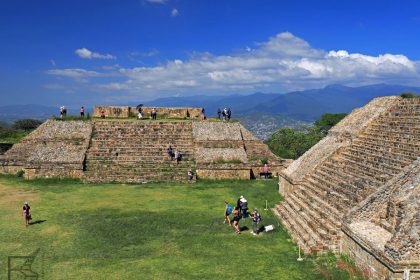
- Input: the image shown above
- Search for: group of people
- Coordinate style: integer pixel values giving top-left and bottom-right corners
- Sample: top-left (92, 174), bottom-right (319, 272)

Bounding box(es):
top-left (217, 107), bottom-right (232, 121)
top-left (59, 106), bottom-right (87, 118)
top-left (224, 195), bottom-right (262, 235)
top-left (166, 145), bottom-right (182, 164)
top-left (135, 107), bottom-right (157, 120)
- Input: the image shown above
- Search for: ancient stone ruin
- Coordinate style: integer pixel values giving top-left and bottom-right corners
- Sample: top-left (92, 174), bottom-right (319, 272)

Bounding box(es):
top-left (0, 108), bottom-right (285, 182)
top-left (274, 96), bottom-right (419, 279)
top-left (93, 106), bottom-right (203, 119)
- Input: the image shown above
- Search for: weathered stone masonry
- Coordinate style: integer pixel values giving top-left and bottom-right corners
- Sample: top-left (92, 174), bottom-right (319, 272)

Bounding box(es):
top-left (274, 97), bottom-right (419, 280)
top-left (93, 106), bottom-right (203, 119)
top-left (0, 117), bottom-right (285, 182)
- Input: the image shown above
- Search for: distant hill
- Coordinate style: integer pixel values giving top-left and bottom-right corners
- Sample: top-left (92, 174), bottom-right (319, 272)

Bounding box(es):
top-left (0, 84), bottom-right (418, 139)
top-left (147, 84), bottom-right (420, 121)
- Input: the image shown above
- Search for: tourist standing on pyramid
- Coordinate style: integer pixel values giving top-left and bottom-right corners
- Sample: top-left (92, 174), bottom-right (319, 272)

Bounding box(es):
top-left (80, 106), bottom-right (85, 117)
top-left (217, 108), bottom-right (221, 119)
top-left (151, 108), bottom-right (157, 120)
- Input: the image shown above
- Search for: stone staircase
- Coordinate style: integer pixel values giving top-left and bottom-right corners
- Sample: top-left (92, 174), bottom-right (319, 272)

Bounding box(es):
top-left (273, 98), bottom-right (419, 254)
top-left (84, 121), bottom-right (196, 183)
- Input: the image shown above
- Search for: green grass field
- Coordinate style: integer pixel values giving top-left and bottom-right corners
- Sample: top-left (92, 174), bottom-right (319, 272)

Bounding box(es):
top-left (0, 176), bottom-right (365, 280)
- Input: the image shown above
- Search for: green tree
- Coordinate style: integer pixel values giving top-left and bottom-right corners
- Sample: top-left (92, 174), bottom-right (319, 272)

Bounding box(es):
top-left (266, 127), bottom-right (323, 159)
top-left (400, 92), bottom-right (419, 98)
top-left (12, 119), bottom-right (42, 131)
top-left (314, 113), bottom-right (347, 135)
top-left (266, 113), bottom-right (348, 159)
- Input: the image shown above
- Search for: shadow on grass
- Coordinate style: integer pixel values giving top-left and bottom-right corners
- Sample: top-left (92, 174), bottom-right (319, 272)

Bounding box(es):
top-left (29, 219), bottom-right (47, 225)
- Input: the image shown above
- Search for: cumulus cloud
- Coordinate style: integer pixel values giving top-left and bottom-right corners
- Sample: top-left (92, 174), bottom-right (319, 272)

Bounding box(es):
top-left (49, 32), bottom-right (420, 97)
top-left (47, 68), bottom-right (102, 78)
top-left (75, 48), bottom-right (116, 59)
top-left (171, 8), bottom-right (179, 17)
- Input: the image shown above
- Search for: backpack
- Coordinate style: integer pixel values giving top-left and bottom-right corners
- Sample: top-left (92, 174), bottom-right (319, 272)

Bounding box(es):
top-left (241, 201), bottom-right (248, 210)
top-left (253, 212), bottom-right (262, 222)
top-left (226, 204), bottom-right (233, 214)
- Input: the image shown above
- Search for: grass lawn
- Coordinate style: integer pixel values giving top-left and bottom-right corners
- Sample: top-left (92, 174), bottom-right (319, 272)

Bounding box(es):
top-left (0, 176), bottom-right (365, 280)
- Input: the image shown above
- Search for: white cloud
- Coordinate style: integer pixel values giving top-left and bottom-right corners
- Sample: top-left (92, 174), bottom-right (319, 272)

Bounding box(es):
top-left (75, 48), bottom-right (116, 60)
top-left (171, 8), bottom-right (179, 17)
top-left (47, 68), bottom-right (102, 78)
top-left (49, 32), bottom-right (420, 98)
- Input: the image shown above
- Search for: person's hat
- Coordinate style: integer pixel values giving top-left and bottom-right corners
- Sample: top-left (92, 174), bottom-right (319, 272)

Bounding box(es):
top-left (240, 195), bottom-right (244, 199)
top-left (24, 202), bottom-right (28, 205)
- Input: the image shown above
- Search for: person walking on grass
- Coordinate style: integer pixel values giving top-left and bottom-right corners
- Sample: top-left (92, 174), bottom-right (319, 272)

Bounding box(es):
top-left (22, 202), bottom-right (31, 226)
top-left (239, 196), bottom-right (249, 219)
top-left (250, 208), bottom-right (262, 235)
top-left (232, 207), bottom-right (241, 234)
top-left (223, 200), bottom-right (233, 226)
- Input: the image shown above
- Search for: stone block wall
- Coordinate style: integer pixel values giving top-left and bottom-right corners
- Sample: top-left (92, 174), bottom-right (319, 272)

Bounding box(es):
top-left (94, 106), bottom-right (130, 118)
top-left (93, 106), bottom-right (203, 119)
top-left (134, 107), bottom-right (203, 119)
top-left (192, 122), bottom-right (285, 179)
top-left (196, 168), bottom-right (251, 180)
top-left (0, 120), bottom-right (92, 179)
top-left (1, 118), bottom-right (283, 182)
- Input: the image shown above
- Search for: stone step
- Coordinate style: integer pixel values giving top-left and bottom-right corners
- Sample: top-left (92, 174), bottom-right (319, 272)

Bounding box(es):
top-left (350, 142), bottom-right (418, 159)
top-left (293, 188), bottom-right (342, 228)
top-left (311, 169), bottom-right (361, 202)
top-left (273, 204), bottom-right (321, 253)
top-left (346, 146), bottom-right (416, 166)
top-left (304, 177), bottom-right (348, 213)
top-left (325, 157), bottom-right (390, 184)
top-left (321, 160), bottom-right (381, 187)
top-left (314, 167), bottom-right (362, 199)
top-left (340, 153), bottom-right (402, 176)
top-left (282, 199), bottom-right (326, 246)
top-left (298, 182), bottom-right (343, 220)
top-left (287, 192), bottom-right (337, 237)
top-left (366, 127), bottom-right (420, 138)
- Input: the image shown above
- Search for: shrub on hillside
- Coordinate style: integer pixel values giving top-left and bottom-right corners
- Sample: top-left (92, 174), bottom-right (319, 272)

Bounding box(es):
top-left (400, 92), bottom-right (419, 98)
top-left (266, 113), bottom-right (347, 159)
top-left (12, 119), bottom-right (42, 131)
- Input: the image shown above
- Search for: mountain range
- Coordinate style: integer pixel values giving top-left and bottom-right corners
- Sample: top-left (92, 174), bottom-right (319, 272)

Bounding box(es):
top-left (148, 84), bottom-right (420, 121)
top-left (0, 84), bottom-right (418, 139)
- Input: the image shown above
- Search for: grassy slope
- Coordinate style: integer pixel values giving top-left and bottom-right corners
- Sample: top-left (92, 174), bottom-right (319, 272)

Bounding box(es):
top-left (0, 177), bottom-right (365, 280)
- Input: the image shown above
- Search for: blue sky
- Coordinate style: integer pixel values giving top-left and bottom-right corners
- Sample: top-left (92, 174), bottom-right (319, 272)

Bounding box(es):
top-left (1, 0), bottom-right (420, 106)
